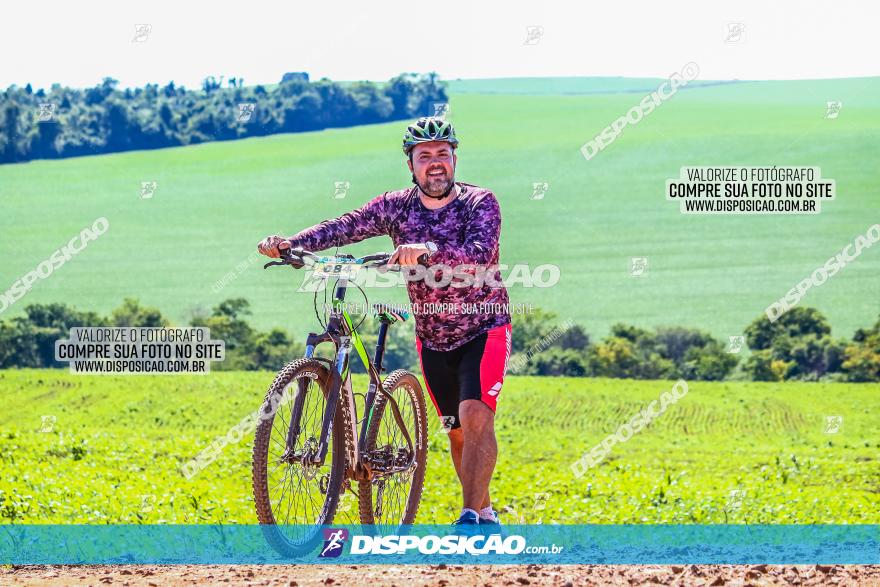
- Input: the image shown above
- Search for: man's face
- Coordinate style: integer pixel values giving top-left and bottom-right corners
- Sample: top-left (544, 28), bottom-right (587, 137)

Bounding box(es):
top-left (407, 142), bottom-right (457, 197)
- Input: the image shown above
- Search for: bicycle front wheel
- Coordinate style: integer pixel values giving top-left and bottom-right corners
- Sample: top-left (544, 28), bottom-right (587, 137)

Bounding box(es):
top-left (252, 358), bottom-right (353, 556)
top-left (358, 369), bottom-right (428, 526)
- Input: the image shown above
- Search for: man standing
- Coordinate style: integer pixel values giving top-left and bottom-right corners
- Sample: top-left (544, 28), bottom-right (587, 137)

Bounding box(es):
top-left (258, 116), bottom-right (511, 526)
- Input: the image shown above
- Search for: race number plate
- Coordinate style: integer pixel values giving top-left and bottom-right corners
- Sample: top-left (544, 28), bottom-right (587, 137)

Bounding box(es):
top-left (312, 262), bottom-right (361, 279)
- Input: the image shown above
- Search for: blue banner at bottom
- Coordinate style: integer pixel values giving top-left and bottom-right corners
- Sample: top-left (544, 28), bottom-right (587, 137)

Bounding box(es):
top-left (1, 525), bottom-right (877, 565)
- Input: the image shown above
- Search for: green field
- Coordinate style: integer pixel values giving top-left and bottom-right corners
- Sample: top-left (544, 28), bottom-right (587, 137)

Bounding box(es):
top-left (1, 79), bottom-right (878, 527)
top-left (1, 77), bottom-right (879, 341)
top-left (0, 369), bottom-right (877, 524)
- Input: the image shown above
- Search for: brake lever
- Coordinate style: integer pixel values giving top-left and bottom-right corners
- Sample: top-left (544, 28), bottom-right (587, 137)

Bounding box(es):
top-left (263, 259), bottom-right (289, 269)
top-left (263, 245), bottom-right (306, 269)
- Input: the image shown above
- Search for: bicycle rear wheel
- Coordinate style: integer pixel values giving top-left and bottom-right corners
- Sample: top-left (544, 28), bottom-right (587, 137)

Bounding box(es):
top-left (252, 358), bottom-right (354, 556)
top-left (357, 370), bottom-right (428, 526)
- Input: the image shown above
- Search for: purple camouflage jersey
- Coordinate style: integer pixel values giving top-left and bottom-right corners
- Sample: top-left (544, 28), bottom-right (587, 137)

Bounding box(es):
top-left (287, 182), bottom-right (511, 351)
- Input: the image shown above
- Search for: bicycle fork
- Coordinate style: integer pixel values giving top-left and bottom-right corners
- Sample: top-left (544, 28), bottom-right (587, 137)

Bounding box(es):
top-left (282, 337), bottom-right (358, 465)
top-left (278, 330), bottom-right (347, 468)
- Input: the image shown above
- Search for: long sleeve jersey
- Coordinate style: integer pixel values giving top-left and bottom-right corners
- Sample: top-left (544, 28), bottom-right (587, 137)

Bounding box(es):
top-left (287, 182), bottom-right (511, 351)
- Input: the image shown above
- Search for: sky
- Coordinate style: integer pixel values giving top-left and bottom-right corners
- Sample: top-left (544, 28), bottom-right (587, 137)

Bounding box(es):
top-left (2, 1), bottom-right (878, 90)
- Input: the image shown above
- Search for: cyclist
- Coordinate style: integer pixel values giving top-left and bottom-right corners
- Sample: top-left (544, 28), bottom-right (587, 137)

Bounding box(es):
top-left (258, 116), bottom-right (511, 526)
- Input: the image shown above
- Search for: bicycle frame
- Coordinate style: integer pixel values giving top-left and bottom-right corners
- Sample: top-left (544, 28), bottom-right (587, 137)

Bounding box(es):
top-left (286, 275), bottom-right (416, 482)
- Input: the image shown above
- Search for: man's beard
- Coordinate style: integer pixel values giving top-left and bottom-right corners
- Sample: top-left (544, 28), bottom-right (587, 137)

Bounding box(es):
top-left (415, 169), bottom-right (455, 198)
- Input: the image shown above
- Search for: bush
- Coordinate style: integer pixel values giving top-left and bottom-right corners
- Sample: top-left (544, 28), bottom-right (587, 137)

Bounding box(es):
top-left (744, 350), bottom-right (794, 381)
top-left (584, 324), bottom-right (735, 381)
top-left (557, 324), bottom-right (590, 351)
top-left (654, 327), bottom-right (716, 364)
top-left (744, 307), bottom-right (831, 351)
top-left (743, 308), bottom-right (849, 380)
top-left (511, 308), bottom-right (563, 354)
top-left (192, 298), bottom-right (309, 371)
top-left (587, 336), bottom-right (674, 379)
top-left (655, 327), bottom-right (738, 381)
top-left (246, 328), bottom-right (305, 372)
top-left (110, 298), bottom-right (169, 327)
top-left (521, 347), bottom-right (588, 377)
top-left (0, 303), bottom-right (108, 368)
top-left (191, 298), bottom-right (255, 352)
top-left (842, 344), bottom-right (880, 382)
top-left (842, 315), bottom-right (880, 382)
top-left (680, 341), bottom-right (739, 381)
top-left (787, 334), bottom-right (848, 381)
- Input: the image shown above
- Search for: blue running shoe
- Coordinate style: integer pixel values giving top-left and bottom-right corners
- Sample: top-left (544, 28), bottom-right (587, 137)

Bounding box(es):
top-left (451, 510), bottom-right (481, 535)
top-left (479, 510), bottom-right (502, 533)
top-left (452, 510), bottom-right (480, 525)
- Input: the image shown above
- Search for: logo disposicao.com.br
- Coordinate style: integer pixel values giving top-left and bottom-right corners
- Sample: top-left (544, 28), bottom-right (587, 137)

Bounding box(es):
top-left (315, 528), bottom-right (561, 557)
top-left (318, 528), bottom-right (349, 558)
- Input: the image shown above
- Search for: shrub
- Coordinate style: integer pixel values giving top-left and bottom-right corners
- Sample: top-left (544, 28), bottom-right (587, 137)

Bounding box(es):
top-left (110, 297), bottom-right (169, 327)
top-left (744, 308), bottom-right (849, 380)
top-left (842, 315), bottom-right (880, 382)
top-left (587, 336), bottom-right (674, 380)
top-left (522, 348), bottom-right (588, 377)
top-left (246, 328), bottom-right (305, 372)
top-left (744, 307), bottom-right (831, 351)
top-left (681, 342), bottom-right (739, 381)
top-left (511, 308), bottom-right (563, 354)
top-left (0, 303), bottom-right (108, 368)
top-left (656, 327), bottom-right (738, 381)
top-left (557, 323), bottom-right (590, 351)
top-left (842, 344), bottom-right (880, 382)
top-left (587, 324), bottom-right (736, 381)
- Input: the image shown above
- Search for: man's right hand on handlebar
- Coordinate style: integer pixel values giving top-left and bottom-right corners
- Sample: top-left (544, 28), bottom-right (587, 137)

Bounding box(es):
top-left (389, 243), bottom-right (431, 266)
top-left (257, 235), bottom-right (292, 258)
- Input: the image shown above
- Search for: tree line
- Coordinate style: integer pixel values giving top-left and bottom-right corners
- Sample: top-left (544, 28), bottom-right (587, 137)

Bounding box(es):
top-left (0, 72), bottom-right (448, 163)
top-left (511, 306), bottom-right (880, 382)
top-left (1, 298), bottom-right (878, 382)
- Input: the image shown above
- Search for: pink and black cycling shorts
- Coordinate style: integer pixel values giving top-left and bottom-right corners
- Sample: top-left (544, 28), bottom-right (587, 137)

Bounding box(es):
top-left (415, 323), bottom-right (512, 430)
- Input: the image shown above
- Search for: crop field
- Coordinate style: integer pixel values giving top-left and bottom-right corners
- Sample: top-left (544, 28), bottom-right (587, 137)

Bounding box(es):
top-left (1, 369), bottom-right (877, 525)
top-left (1, 77), bottom-right (879, 340)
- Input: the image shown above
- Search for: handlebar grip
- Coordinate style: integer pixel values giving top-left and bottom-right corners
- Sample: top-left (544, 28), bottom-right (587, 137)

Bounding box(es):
top-left (361, 252), bottom-right (393, 263)
top-left (379, 254), bottom-right (431, 272)
top-left (278, 243), bottom-right (303, 259)
top-left (264, 242), bottom-right (306, 269)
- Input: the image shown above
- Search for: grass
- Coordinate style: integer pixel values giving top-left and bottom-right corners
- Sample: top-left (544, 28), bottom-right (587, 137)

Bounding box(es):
top-left (0, 369), bottom-right (877, 525)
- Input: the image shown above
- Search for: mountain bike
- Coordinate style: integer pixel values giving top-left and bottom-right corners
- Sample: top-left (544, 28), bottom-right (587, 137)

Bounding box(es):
top-left (252, 247), bottom-right (428, 556)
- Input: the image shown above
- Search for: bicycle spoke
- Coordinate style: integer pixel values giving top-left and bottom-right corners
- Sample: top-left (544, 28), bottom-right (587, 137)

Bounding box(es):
top-left (271, 465), bottom-right (294, 515)
top-left (367, 382), bottom-right (422, 525)
top-left (284, 470), bottom-right (302, 523)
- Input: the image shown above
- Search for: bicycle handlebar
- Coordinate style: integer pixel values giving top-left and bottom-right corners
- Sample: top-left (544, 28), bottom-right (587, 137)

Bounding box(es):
top-left (262, 246), bottom-right (428, 271)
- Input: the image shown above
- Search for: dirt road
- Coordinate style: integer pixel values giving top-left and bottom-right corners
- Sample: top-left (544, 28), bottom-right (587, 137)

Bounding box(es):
top-left (4, 564), bottom-right (879, 586)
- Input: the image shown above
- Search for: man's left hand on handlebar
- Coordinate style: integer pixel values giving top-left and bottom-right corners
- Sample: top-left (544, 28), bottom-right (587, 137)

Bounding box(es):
top-left (389, 243), bottom-right (430, 266)
top-left (257, 235), bottom-right (291, 258)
